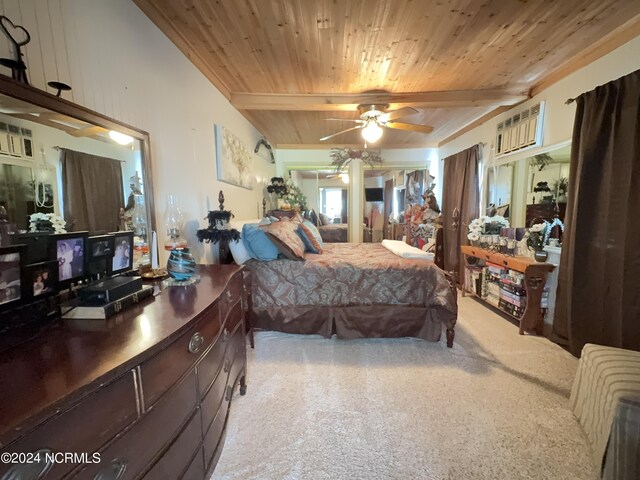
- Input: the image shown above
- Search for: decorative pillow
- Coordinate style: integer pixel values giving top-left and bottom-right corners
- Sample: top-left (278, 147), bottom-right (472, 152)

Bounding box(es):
top-left (229, 239), bottom-right (251, 264)
top-left (265, 220), bottom-right (306, 260)
top-left (258, 217), bottom-right (271, 226)
top-left (296, 226), bottom-right (319, 254)
top-left (300, 221), bottom-right (323, 253)
top-left (292, 212), bottom-right (305, 224)
top-left (269, 216), bottom-right (280, 223)
top-left (319, 213), bottom-right (331, 226)
top-left (242, 224), bottom-right (279, 261)
top-left (308, 209), bottom-right (319, 226)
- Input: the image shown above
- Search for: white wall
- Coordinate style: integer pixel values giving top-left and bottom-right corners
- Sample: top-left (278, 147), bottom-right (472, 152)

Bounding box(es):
top-left (0, 0), bottom-right (275, 263)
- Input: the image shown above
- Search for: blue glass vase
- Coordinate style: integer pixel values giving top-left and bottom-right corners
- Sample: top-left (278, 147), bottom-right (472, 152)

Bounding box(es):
top-left (167, 248), bottom-right (196, 281)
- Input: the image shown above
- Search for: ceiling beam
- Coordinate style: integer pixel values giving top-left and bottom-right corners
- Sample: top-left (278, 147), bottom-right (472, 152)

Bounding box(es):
top-left (438, 106), bottom-right (512, 147)
top-left (276, 143), bottom-right (439, 150)
top-left (231, 89), bottom-right (530, 112)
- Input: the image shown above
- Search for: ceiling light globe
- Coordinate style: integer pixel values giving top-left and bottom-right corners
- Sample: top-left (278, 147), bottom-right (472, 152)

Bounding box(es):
top-left (341, 173), bottom-right (349, 184)
top-left (361, 122), bottom-right (383, 143)
top-left (109, 130), bottom-right (134, 145)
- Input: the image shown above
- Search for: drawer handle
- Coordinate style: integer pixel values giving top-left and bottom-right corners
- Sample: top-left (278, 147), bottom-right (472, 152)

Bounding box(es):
top-left (223, 357), bottom-right (231, 373)
top-left (188, 332), bottom-right (204, 354)
top-left (225, 385), bottom-right (232, 402)
top-left (3, 448), bottom-right (53, 479)
top-left (223, 328), bottom-right (230, 342)
top-left (94, 459), bottom-right (127, 480)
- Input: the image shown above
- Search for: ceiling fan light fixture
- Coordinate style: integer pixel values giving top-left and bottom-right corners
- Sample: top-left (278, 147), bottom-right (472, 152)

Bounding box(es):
top-left (361, 121), bottom-right (383, 144)
top-left (340, 173), bottom-right (349, 184)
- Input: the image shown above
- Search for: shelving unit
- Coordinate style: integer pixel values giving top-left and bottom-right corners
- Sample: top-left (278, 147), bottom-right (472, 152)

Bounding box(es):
top-left (461, 245), bottom-right (555, 335)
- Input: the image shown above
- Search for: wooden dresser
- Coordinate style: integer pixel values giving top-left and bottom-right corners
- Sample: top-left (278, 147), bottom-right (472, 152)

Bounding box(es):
top-left (0, 265), bottom-right (247, 480)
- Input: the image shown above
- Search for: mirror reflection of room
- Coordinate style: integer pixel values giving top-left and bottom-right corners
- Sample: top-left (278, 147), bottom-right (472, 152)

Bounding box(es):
top-left (0, 92), bottom-right (149, 266)
top-left (485, 162), bottom-right (513, 219)
top-left (284, 169), bottom-right (349, 243)
top-left (525, 144), bottom-right (570, 225)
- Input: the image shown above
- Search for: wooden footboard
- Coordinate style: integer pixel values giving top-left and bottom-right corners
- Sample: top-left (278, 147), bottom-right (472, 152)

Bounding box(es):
top-left (443, 269), bottom-right (458, 348)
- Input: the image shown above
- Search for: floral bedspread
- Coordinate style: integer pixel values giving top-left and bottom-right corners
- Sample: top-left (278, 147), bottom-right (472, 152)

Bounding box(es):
top-left (246, 243), bottom-right (456, 312)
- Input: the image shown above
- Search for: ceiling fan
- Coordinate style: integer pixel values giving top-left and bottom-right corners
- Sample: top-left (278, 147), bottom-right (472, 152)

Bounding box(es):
top-left (320, 104), bottom-right (433, 143)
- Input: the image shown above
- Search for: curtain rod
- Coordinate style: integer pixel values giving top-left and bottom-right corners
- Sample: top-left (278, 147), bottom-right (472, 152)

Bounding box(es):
top-left (565, 97), bottom-right (576, 105)
top-left (52, 146), bottom-right (126, 162)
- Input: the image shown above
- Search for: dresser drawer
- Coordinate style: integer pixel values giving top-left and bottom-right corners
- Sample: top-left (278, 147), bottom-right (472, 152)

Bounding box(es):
top-left (201, 365), bottom-right (228, 431)
top-left (141, 304), bottom-right (220, 407)
top-left (181, 447), bottom-right (205, 480)
top-left (220, 273), bottom-right (243, 323)
top-left (196, 327), bottom-right (227, 398)
top-left (227, 324), bottom-right (247, 390)
top-left (141, 409), bottom-right (202, 480)
top-left (0, 372), bottom-right (137, 479)
top-left (72, 371), bottom-right (198, 480)
top-left (223, 297), bottom-right (243, 337)
top-left (203, 393), bottom-right (230, 471)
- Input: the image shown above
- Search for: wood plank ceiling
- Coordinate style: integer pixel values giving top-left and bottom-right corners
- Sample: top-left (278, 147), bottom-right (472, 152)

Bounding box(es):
top-left (134, 0), bottom-right (640, 148)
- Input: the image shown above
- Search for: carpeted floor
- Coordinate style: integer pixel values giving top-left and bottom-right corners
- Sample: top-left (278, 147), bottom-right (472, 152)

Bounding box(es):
top-left (212, 296), bottom-right (598, 480)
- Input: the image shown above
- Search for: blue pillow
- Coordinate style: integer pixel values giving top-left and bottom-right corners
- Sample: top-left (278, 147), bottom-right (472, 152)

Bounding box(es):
top-left (242, 224), bottom-right (279, 261)
top-left (296, 226), bottom-right (319, 254)
top-left (302, 220), bottom-right (324, 247)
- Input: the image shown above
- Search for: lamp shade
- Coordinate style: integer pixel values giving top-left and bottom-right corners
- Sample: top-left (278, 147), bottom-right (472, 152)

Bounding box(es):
top-left (361, 121), bottom-right (383, 143)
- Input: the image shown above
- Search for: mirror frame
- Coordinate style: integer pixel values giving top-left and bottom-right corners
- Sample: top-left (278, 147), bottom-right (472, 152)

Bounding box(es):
top-left (0, 75), bottom-right (156, 233)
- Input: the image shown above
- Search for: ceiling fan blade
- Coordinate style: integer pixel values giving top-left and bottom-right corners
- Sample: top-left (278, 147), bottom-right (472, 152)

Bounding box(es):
top-left (385, 121), bottom-right (433, 134)
top-left (379, 106), bottom-right (419, 122)
top-left (320, 125), bottom-right (363, 141)
top-left (325, 118), bottom-right (364, 123)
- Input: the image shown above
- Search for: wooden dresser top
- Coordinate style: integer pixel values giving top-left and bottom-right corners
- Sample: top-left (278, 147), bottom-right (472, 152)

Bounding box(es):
top-left (0, 264), bottom-right (243, 446)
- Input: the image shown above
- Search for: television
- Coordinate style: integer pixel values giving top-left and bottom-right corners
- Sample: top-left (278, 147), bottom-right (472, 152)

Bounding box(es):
top-left (49, 232), bottom-right (88, 289)
top-left (365, 187), bottom-right (384, 202)
top-left (110, 231), bottom-right (134, 275)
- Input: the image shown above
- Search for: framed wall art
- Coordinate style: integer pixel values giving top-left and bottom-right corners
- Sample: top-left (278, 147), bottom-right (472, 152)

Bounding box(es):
top-left (215, 124), bottom-right (253, 190)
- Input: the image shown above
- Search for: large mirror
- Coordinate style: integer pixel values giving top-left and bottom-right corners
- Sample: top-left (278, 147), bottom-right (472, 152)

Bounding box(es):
top-left (484, 162), bottom-right (513, 219)
top-left (0, 77), bottom-right (155, 266)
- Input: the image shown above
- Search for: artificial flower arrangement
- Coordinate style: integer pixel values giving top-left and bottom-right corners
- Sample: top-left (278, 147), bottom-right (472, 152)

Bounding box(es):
top-left (525, 221), bottom-right (548, 252)
top-left (467, 215), bottom-right (510, 242)
top-left (29, 212), bottom-right (66, 233)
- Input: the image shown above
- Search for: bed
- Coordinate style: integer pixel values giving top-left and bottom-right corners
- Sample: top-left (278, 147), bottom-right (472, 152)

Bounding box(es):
top-left (244, 242), bottom-right (457, 346)
top-left (318, 223), bottom-right (348, 242)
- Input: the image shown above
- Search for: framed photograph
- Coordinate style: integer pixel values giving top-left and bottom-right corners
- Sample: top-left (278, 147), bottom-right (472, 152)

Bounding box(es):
top-left (110, 231), bottom-right (134, 275)
top-left (23, 260), bottom-right (59, 300)
top-left (87, 234), bottom-right (115, 260)
top-left (50, 232), bottom-right (88, 288)
top-left (0, 245), bottom-right (26, 310)
top-left (215, 124), bottom-right (253, 190)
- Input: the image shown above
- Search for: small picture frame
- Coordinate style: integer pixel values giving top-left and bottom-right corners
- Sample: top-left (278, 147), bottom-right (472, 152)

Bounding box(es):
top-left (23, 260), bottom-right (59, 300)
top-left (0, 244), bottom-right (26, 311)
top-left (87, 234), bottom-right (115, 260)
top-left (49, 232), bottom-right (89, 289)
top-left (110, 231), bottom-right (134, 275)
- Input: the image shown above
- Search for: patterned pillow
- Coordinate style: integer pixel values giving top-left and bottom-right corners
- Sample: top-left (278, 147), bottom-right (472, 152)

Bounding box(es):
top-left (296, 226), bottom-right (320, 254)
top-left (265, 220), bottom-right (306, 260)
top-left (300, 221), bottom-right (323, 253)
top-left (319, 213), bottom-right (331, 226)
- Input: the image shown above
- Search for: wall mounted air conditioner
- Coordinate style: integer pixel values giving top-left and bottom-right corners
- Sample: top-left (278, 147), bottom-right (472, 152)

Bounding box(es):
top-left (495, 101), bottom-right (545, 157)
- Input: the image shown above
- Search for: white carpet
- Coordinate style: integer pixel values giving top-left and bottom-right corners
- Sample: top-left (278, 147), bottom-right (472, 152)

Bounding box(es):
top-left (212, 296), bottom-right (597, 480)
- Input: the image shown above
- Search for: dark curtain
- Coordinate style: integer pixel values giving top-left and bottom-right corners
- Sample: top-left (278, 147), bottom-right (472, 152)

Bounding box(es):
top-left (340, 188), bottom-right (348, 223)
top-left (554, 70), bottom-right (640, 355)
top-left (442, 145), bottom-right (480, 280)
top-left (61, 148), bottom-right (125, 232)
top-left (383, 179), bottom-right (394, 239)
